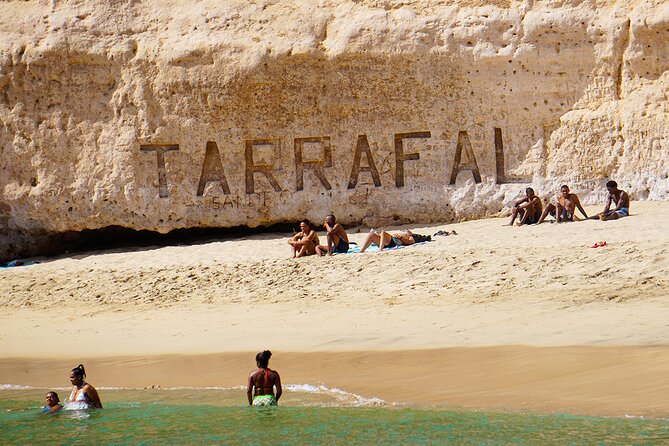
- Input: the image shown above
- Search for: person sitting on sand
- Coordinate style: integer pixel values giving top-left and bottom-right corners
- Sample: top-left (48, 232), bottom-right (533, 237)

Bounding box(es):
top-left (596, 180), bottom-right (630, 221)
top-left (360, 229), bottom-right (415, 253)
top-left (316, 214), bottom-right (350, 256)
top-left (288, 221), bottom-right (320, 258)
top-left (68, 364), bottom-right (102, 409)
top-left (42, 391), bottom-right (63, 414)
top-left (506, 187), bottom-right (543, 226)
top-left (247, 350), bottom-right (282, 406)
top-left (537, 185), bottom-right (588, 224)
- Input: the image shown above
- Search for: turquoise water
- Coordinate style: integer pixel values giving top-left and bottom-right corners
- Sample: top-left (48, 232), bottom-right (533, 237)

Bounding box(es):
top-left (2, 388), bottom-right (667, 445)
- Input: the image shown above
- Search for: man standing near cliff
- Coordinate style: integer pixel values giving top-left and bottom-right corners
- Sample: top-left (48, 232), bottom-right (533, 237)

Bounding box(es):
top-left (596, 180), bottom-right (630, 220)
top-left (538, 185), bottom-right (589, 223)
top-left (316, 214), bottom-right (350, 255)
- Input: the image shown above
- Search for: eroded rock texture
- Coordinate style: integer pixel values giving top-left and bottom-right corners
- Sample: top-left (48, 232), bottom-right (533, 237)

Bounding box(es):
top-left (1, 0), bottom-right (668, 259)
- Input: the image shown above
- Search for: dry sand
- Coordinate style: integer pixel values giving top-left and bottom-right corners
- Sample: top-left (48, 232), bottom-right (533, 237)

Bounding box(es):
top-left (1, 201), bottom-right (668, 416)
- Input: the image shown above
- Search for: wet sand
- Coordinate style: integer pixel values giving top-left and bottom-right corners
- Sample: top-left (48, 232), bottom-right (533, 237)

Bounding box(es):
top-left (1, 201), bottom-right (668, 417)
top-left (2, 347), bottom-right (669, 417)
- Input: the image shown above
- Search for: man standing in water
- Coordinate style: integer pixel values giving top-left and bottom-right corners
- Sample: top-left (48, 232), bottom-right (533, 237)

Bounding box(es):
top-left (247, 350), bottom-right (282, 406)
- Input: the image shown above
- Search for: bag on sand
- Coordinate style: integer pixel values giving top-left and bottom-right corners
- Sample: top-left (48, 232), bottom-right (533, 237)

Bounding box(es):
top-left (412, 233), bottom-right (431, 243)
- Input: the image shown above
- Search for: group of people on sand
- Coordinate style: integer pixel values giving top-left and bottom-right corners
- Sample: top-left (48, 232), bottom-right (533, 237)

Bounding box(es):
top-left (506, 181), bottom-right (630, 226)
top-left (288, 213), bottom-right (425, 258)
top-left (13, 353), bottom-right (283, 413)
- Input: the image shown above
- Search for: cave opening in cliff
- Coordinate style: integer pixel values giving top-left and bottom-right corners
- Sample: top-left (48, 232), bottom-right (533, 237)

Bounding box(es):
top-left (38, 224), bottom-right (299, 260)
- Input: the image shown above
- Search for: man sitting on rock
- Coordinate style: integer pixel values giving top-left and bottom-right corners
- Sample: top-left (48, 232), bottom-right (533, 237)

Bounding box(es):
top-left (505, 187), bottom-right (543, 226)
top-left (538, 185), bottom-right (588, 224)
top-left (595, 180), bottom-right (630, 220)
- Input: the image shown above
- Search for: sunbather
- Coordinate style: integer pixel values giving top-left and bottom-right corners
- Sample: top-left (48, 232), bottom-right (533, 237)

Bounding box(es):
top-left (316, 214), bottom-right (350, 256)
top-left (360, 229), bottom-right (415, 253)
top-left (595, 180), bottom-right (630, 220)
top-left (506, 187), bottom-right (543, 226)
top-left (538, 185), bottom-right (588, 223)
top-left (288, 221), bottom-right (320, 258)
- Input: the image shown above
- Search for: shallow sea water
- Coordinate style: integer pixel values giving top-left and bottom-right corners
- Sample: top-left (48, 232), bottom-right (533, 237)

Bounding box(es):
top-left (2, 387), bottom-right (668, 445)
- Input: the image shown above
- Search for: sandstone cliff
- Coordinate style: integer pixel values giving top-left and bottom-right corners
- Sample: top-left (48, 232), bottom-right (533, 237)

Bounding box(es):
top-left (1, 0), bottom-right (667, 260)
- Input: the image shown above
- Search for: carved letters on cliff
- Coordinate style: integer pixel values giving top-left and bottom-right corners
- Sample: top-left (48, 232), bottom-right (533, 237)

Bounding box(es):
top-left (140, 128), bottom-right (524, 198)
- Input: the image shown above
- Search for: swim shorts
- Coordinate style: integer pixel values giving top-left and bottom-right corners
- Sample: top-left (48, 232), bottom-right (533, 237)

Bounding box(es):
top-left (252, 395), bottom-right (277, 406)
top-left (550, 209), bottom-right (573, 221)
top-left (333, 239), bottom-right (350, 254)
top-left (525, 213), bottom-right (540, 224)
top-left (614, 208), bottom-right (629, 217)
top-left (386, 237), bottom-right (399, 248)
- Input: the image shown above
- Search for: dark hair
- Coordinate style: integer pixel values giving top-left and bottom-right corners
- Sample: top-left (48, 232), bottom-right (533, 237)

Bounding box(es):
top-left (525, 187), bottom-right (534, 194)
top-left (46, 391), bottom-right (60, 402)
top-left (326, 214), bottom-right (336, 222)
top-left (606, 180), bottom-right (617, 188)
top-left (300, 220), bottom-right (312, 229)
top-left (255, 350), bottom-right (272, 368)
top-left (71, 364), bottom-right (86, 378)
top-left (560, 185), bottom-right (569, 190)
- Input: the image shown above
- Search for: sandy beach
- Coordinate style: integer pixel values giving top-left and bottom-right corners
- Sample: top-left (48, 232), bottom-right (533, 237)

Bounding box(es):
top-left (1, 201), bottom-right (668, 417)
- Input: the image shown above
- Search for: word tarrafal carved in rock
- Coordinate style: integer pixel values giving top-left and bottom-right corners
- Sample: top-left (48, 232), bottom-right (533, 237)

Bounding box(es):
top-left (141, 129), bottom-right (525, 198)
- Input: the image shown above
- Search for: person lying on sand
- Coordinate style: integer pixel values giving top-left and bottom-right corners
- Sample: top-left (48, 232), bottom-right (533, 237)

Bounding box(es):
top-left (68, 364), bottom-right (103, 409)
top-left (316, 214), bottom-right (350, 256)
top-left (505, 187), bottom-right (543, 226)
top-left (360, 229), bottom-right (415, 253)
top-left (593, 181), bottom-right (630, 221)
top-left (288, 221), bottom-right (320, 258)
top-left (247, 350), bottom-right (282, 406)
top-left (537, 185), bottom-right (588, 224)
top-left (43, 391), bottom-right (63, 414)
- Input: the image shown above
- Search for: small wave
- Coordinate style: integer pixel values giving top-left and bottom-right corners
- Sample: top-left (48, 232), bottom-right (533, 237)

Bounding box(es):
top-left (286, 384), bottom-right (386, 407)
top-left (0, 384), bottom-right (33, 390)
top-left (96, 386), bottom-right (244, 391)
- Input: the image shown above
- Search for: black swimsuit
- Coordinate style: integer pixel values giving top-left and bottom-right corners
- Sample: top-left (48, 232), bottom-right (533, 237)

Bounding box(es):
top-left (333, 239), bottom-right (350, 254)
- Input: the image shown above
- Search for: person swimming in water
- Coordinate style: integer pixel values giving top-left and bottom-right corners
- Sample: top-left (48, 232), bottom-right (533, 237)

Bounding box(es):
top-left (4, 391), bottom-right (63, 413)
top-left (42, 391), bottom-right (63, 414)
top-left (68, 364), bottom-right (102, 409)
top-left (247, 350), bottom-right (282, 406)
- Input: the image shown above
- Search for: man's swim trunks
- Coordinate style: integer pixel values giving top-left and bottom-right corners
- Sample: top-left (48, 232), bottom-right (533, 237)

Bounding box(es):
top-left (550, 209), bottom-right (573, 221)
top-left (525, 213), bottom-right (540, 224)
top-left (333, 239), bottom-right (350, 254)
top-left (614, 207), bottom-right (629, 217)
top-left (386, 237), bottom-right (399, 248)
top-left (252, 395), bottom-right (277, 406)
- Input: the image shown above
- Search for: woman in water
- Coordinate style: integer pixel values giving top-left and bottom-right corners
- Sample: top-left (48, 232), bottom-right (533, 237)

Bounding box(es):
top-left (68, 364), bottom-right (103, 409)
top-left (43, 391), bottom-right (63, 414)
top-left (247, 350), bottom-right (282, 406)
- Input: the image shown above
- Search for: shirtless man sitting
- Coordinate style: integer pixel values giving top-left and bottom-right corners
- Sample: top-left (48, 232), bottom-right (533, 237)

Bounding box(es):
top-left (538, 185), bottom-right (588, 224)
top-left (316, 214), bottom-right (350, 256)
top-left (287, 221), bottom-right (320, 258)
top-left (597, 180), bottom-right (630, 221)
top-left (360, 229), bottom-right (415, 253)
top-left (506, 187), bottom-right (543, 226)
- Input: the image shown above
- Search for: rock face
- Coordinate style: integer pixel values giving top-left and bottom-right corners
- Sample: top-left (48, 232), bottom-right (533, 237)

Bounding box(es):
top-left (0, 0), bottom-right (667, 260)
